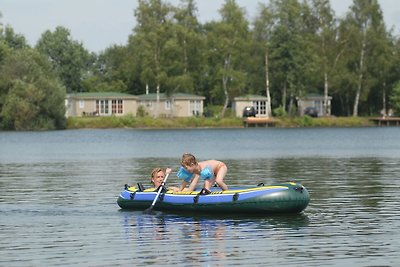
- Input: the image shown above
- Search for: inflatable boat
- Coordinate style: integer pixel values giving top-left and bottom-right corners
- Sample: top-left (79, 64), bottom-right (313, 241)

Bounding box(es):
top-left (117, 182), bottom-right (310, 214)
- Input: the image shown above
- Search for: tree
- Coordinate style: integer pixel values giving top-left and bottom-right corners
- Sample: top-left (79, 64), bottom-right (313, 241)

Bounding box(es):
top-left (339, 0), bottom-right (386, 116)
top-left (365, 22), bottom-right (398, 115)
top-left (267, 0), bottom-right (313, 114)
top-left (0, 49), bottom-right (66, 130)
top-left (36, 26), bottom-right (93, 93)
top-left (0, 21), bottom-right (28, 62)
top-left (1, 26), bottom-right (28, 50)
top-left (390, 81), bottom-right (400, 115)
top-left (84, 45), bottom-right (132, 93)
top-left (169, 0), bottom-right (206, 95)
top-left (131, 0), bottom-right (175, 117)
top-left (309, 0), bottom-right (339, 116)
top-left (252, 3), bottom-right (274, 117)
top-left (205, 0), bottom-right (250, 117)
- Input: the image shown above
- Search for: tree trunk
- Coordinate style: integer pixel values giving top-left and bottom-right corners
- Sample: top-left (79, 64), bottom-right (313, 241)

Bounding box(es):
top-left (353, 28), bottom-right (367, 117)
top-left (155, 84), bottom-right (160, 118)
top-left (183, 39), bottom-right (188, 74)
top-left (324, 71), bottom-right (329, 116)
top-left (220, 75), bottom-right (229, 118)
top-left (382, 80), bottom-right (386, 116)
top-left (282, 82), bottom-right (287, 112)
top-left (288, 95), bottom-right (294, 117)
top-left (220, 56), bottom-right (231, 118)
top-left (265, 51), bottom-right (272, 117)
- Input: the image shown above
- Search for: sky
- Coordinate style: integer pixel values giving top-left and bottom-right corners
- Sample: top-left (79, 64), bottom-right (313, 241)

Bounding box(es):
top-left (1, 0), bottom-right (400, 53)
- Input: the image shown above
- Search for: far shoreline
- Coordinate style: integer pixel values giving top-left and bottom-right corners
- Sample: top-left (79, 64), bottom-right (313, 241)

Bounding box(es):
top-left (66, 115), bottom-right (381, 129)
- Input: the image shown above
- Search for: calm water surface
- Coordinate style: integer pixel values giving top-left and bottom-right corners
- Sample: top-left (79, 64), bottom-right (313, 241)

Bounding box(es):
top-left (1, 127), bottom-right (399, 266)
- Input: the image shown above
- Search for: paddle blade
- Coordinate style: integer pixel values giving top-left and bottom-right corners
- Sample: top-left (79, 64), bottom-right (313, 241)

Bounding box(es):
top-left (143, 207), bottom-right (154, 214)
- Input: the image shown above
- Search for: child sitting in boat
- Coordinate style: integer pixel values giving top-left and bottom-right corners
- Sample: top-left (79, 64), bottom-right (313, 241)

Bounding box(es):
top-left (177, 153), bottom-right (228, 194)
top-left (150, 167), bottom-right (179, 192)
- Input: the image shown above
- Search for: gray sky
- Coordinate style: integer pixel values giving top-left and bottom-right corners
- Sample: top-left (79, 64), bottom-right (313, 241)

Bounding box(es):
top-left (1, 0), bottom-right (399, 53)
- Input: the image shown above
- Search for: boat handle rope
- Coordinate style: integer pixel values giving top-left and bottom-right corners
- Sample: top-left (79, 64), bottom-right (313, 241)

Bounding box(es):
top-left (130, 192), bottom-right (136, 200)
top-left (193, 194), bottom-right (199, 204)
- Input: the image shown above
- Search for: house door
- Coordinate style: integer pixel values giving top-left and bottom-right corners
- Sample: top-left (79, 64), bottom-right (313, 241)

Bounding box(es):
top-left (252, 101), bottom-right (266, 116)
top-left (96, 100), bottom-right (109, 115)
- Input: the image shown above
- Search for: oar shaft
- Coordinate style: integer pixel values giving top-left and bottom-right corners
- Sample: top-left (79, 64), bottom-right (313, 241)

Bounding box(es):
top-left (149, 172), bottom-right (170, 208)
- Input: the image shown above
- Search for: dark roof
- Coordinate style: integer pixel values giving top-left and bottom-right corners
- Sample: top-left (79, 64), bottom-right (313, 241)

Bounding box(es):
top-left (137, 93), bottom-right (205, 101)
top-left (67, 92), bottom-right (137, 99)
top-left (234, 94), bottom-right (269, 101)
top-left (298, 94), bottom-right (332, 100)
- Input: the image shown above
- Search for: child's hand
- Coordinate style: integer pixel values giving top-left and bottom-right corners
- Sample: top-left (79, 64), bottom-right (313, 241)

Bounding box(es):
top-left (165, 167), bottom-right (172, 174)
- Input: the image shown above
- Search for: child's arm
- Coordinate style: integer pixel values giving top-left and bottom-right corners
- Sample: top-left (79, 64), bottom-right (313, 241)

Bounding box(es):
top-left (187, 175), bottom-right (199, 191)
top-left (179, 181), bottom-right (189, 191)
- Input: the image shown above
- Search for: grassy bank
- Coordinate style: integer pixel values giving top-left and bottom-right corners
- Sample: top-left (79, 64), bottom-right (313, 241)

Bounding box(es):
top-left (67, 115), bottom-right (375, 129)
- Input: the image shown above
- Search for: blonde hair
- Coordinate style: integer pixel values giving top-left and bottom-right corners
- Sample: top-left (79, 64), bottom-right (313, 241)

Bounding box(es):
top-left (181, 153), bottom-right (197, 166)
top-left (150, 168), bottom-right (164, 185)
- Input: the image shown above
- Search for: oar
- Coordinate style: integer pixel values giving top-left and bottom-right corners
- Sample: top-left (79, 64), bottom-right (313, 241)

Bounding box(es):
top-left (143, 172), bottom-right (170, 214)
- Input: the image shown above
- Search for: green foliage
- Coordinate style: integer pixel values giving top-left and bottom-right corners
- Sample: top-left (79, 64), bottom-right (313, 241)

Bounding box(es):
top-left (136, 106), bottom-right (148, 117)
top-left (86, 45), bottom-right (132, 93)
top-left (204, 0), bottom-right (250, 116)
top-left (67, 115), bottom-right (243, 129)
top-left (389, 82), bottom-right (400, 114)
top-left (273, 106), bottom-right (288, 117)
top-left (36, 26), bottom-right (93, 93)
top-left (275, 116), bottom-right (373, 127)
top-left (67, 115), bottom-right (373, 129)
top-left (2, 0), bottom-right (400, 131)
top-left (0, 49), bottom-right (66, 130)
top-left (0, 25), bottom-right (28, 50)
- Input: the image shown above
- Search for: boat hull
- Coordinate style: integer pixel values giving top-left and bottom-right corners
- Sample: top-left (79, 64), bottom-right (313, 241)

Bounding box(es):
top-left (117, 182), bottom-right (310, 214)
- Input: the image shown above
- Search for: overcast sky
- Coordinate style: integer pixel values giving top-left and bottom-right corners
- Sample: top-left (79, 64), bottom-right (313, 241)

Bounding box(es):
top-left (1, 0), bottom-right (400, 53)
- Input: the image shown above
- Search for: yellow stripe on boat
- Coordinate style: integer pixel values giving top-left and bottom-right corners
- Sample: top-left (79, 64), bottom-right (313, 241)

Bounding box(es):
top-left (128, 185), bottom-right (289, 194)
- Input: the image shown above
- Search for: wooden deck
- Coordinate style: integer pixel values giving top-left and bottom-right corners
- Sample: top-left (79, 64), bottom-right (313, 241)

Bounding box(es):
top-left (370, 117), bottom-right (400, 126)
top-left (243, 117), bottom-right (276, 127)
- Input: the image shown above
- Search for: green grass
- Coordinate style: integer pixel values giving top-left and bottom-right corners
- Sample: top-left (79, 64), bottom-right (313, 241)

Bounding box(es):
top-left (275, 116), bottom-right (374, 128)
top-left (67, 115), bottom-right (375, 129)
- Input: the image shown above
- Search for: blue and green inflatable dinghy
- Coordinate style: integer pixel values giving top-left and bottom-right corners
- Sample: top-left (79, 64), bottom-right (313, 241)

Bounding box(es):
top-left (117, 182), bottom-right (310, 214)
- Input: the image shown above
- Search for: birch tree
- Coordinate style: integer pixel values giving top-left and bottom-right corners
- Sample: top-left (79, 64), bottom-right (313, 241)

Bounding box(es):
top-left (309, 0), bottom-right (338, 116)
top-left (341, 0), bottom-right (385, 116)
top-left (206, 0), bottom-right (250, 117)
top-left (132, 0), bottom-right (174, 117)
top-left (253, 3), bottom-right (274, 117)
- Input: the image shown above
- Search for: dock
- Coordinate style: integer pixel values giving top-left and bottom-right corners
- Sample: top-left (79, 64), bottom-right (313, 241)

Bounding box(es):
top-left (243, 117), bottom-right (276, 127)
top-left (370, 117), bottom-right (400, 126)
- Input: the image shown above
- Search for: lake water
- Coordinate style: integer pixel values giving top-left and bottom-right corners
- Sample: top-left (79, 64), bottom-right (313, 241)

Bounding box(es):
top-left (1, 127), bottom-right (399, 266)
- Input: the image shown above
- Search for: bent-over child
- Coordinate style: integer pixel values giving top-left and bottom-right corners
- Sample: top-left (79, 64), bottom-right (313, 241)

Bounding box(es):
top-left (177, 153), bottom-right (228, 194)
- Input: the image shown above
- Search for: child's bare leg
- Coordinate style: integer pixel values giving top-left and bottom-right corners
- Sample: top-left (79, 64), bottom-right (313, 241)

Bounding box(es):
top-left (215, 165), bottom-right (228, 190)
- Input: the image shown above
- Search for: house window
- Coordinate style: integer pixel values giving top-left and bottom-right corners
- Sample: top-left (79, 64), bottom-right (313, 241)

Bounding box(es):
top-left (190, 100), bottom-right (201, 116)
top-left (165, 100), bottom-right (171, 110)
top-left (253, 101), bottom-right (266, 116)
top-left (96, 100), bottom-right (109, 115)
top-left (112, 99), bottom-right (123, 114)
top-left (79, 100), bottom-right (85, 108)
top-left (117, 100), bottom-right (123, 114)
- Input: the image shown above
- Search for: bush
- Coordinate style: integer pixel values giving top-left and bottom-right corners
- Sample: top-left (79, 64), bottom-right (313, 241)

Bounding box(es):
top-left (273, 106), bottom-right (287, 117)
top-left (136, 106), bottom-right (148, 117)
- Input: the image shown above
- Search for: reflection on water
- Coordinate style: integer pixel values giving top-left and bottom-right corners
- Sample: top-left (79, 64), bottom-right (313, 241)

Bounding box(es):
top-left (121, 211), bottom-right (311, 266)
top-left (1, 128), bottom-right (400, 266)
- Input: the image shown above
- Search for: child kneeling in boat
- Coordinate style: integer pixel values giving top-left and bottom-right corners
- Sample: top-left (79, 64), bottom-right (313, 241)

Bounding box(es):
top-left (177, 153), bottom-right (228, 194)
